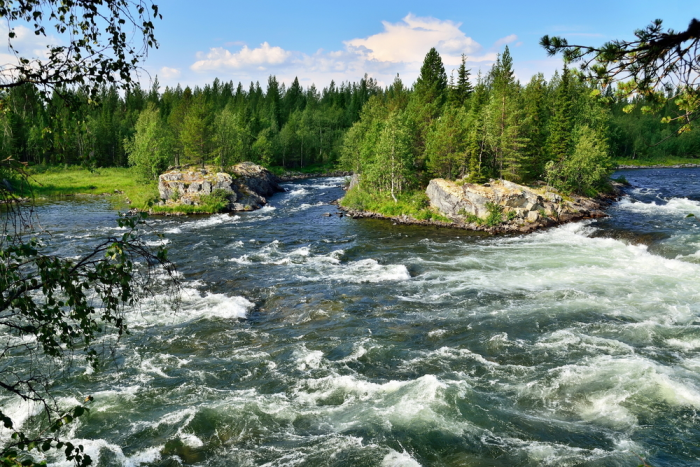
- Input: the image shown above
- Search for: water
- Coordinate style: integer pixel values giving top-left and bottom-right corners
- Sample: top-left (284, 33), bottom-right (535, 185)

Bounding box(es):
top-left (3, 169), bottom-right (700, 466)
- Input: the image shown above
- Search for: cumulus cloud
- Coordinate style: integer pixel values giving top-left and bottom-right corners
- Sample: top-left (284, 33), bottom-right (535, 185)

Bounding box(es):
top-left (185, 14), bottom-right (519, 88)
top-left (159, 66), bottom-right (181, 80)
top-left (191, 42), bottom-right (292, 71)
top-left (0, 23), bottom-right (61, 66)
top-left (345, 14), bottom-right (482, 65)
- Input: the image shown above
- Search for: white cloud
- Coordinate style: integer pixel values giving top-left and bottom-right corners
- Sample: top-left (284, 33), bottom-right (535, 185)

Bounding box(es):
top-left (191, 42), bottom-right (292, 71)
top-left (345, 14), bottom-right (481, 65)
top-left (0, 23), bottom-right (61, 66)
top-left (159, 66), bottom-right (181, 80)
top-left (494, 34), bottom-right (518, 47)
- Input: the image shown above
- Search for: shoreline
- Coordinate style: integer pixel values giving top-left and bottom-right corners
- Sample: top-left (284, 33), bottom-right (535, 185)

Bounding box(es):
top-left (615, 163), bottom-right (700, 169)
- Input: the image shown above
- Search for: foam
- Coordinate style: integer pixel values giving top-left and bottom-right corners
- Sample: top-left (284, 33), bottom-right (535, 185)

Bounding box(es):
top-left (616, 196), bottom-right (700, 216)
top-left (130, 287), bottom-right (254, 326)
top-left (188, 213), bottom-right (240, 229)
top-left (381, 450), bottom-right (423, 467)
top-left (512, 354), bottom-right (700, 429)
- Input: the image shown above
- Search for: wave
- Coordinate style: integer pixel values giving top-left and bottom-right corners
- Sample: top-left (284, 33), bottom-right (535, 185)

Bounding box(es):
top-left (616, 195), bottom-right (700, 216)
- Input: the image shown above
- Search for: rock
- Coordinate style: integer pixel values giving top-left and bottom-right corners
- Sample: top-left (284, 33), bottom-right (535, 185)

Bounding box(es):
top-left (422, 177), bottom-right (617, 233)
top-left (426, 179), bottom-right (550, 220)
top-left (157, 162), bottom-right (282, 212)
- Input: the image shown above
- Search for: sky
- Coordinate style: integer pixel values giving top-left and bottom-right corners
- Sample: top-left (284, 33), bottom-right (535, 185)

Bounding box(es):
top-left (4, 0), bottom-right (699, 92)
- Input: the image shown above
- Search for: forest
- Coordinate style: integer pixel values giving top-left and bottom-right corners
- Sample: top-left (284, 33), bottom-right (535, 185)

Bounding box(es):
top-left (1, 47), bottom-right (698, 197)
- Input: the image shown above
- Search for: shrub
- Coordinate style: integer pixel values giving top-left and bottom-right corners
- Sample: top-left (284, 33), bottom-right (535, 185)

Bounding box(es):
top-left (546, 125), bottom-right (613, 196)
top-left (485, 202), bottom-right (504, 227)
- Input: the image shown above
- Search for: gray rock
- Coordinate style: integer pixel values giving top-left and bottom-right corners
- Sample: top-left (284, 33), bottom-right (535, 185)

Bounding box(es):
top-left (158, 162), bottom-right (282, 212)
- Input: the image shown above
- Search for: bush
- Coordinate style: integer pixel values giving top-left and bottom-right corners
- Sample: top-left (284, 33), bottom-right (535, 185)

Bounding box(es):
top-left (546, 125), bottom-right (613, 196)
top-left (485, 202), bottom-right (504, 227)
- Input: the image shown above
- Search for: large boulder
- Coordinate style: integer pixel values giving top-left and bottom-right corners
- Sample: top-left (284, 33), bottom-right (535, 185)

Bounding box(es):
top-left (157, 162), bottom-right (282, 212)
top-left (426, 178), bottom-right (555, 221)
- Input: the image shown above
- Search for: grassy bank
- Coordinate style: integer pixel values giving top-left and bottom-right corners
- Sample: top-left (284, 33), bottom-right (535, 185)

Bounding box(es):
top-left (613, 156), bottom-right (700, 167)
top-left (25, 166), bottom-right (159, 209)
top-left (340, 187), bottom-right (450, 222)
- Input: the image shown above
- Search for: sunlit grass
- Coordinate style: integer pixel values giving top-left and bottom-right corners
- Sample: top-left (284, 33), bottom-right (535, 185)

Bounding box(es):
top-left (341, 186), bottom-right (450, 222)
top-left (24, 166), bottom-right (160, 209)
top-left (613, 157), bottom-right (700, 167)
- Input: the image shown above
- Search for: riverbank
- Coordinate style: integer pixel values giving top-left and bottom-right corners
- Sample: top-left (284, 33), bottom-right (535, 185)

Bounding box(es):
top-left (617, 163), bottom-right (700, 169)
top-left (613, 157), bottom-right (700, 169)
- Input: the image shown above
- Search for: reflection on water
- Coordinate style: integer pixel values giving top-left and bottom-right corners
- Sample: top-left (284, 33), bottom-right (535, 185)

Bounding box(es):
top-left (3, 170), bottom-right (700, 466)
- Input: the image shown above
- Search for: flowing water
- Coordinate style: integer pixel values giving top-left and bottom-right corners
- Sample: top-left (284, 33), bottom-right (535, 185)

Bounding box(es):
top-left (3, 168), bottom-right (700, 467)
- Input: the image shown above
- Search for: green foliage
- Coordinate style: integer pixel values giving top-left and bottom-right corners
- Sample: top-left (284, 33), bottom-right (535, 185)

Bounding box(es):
top-left (125, 104), bottom-right (172, 181)
top-left (200, 188), bottom-right (231, 212)
top-left (448, 54), bottom-right (473, 108)
top-left (426, 106), bottom-right (468, 179)
top-left (546, 125), bottom-right (613, 195)
top-left (485, 202), bottom-right (505, 227)
top-left (541, 18), bottom-right (699, 134)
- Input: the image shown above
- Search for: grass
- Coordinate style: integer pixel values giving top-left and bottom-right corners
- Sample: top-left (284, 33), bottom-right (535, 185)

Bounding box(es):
top-left (341, 187), bottom-right (451, 223)
top-left (24, 166), bottom-right (160, 209)
top-left (613, 156), bottom-right (700, 167)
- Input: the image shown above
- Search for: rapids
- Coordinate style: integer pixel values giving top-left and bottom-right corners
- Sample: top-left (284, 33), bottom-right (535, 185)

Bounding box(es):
top-left (2, 168), bottom-right (700, 466)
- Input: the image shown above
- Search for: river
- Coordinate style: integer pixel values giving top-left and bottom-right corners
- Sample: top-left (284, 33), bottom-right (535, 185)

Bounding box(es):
top-left (2, 168), bottom-right (700, 466)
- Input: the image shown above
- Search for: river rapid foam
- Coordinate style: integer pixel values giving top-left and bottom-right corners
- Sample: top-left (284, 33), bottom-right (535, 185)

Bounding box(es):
top-left (3, 171), bottom-right (700, 466)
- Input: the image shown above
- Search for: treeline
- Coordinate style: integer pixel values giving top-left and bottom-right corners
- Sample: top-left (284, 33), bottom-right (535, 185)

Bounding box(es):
top-left (0, 75), bottom-right (384, 176)
top-left (0, 47), bottom-right (697, 192)
top-left (339, 47), bottom-right (617, 196)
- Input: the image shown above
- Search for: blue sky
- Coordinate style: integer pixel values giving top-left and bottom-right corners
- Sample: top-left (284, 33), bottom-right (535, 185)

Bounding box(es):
top-left (4, 0), bottom-right (698, 91)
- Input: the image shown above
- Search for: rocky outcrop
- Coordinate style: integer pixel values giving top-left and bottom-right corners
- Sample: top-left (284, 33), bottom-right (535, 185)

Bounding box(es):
top-left (339, 178), bottom-right (620, 234)
top-left (157, 162), bottom-right (282, 212)
top-left (425, 178), bottom-right (614, 233)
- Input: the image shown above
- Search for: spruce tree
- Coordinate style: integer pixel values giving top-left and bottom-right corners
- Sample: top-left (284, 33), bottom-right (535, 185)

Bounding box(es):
top-left (448, 54), bottom-right (473, 107)
top-left (546, 65), bottom-right (574, 163)
top-left (415, 47), bottom-right (448, 107)
top-left (522, 73), bottom-right (549, 180)
top-left (485, 46), bottom-right (526, 180)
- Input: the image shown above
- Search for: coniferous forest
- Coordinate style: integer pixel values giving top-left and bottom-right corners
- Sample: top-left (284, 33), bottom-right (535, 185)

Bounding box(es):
top-left (2, 46), bottom-right (698, 196)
